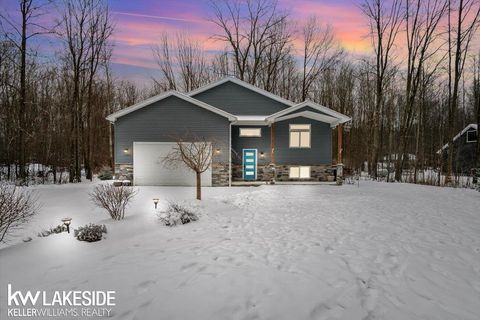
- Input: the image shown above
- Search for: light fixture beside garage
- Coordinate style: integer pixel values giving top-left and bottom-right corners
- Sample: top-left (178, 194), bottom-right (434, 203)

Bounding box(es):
top-left (260, 152), bottom-right (265, 158)
top-left (215, 148), bottom-right (221, 155)
top-left (123, 148), bottom-right (130, 154)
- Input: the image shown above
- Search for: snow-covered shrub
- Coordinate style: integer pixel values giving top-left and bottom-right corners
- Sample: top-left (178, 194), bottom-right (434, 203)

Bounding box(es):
top-left (90, 184), bottom-right (137, 220)
top-left (74, 224), bottom-right (107, 242)
top-left (158, 202), bottom-right (199, 226)
top-left (37, 224), bottom-right (66, 237)
top-left (97, 167), bottom-right (113, 180)
top-left (0, 184), bottom-right (38, 242)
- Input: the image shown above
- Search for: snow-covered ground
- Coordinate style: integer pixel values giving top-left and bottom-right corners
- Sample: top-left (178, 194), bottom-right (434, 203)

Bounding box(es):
top-left (1, 182), bottom-right (480, 319)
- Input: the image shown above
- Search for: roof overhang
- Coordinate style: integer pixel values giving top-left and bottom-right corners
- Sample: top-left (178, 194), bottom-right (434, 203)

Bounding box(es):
top-left (188, 77), bottom-right (294, 107)
top-left (266, 100), bottom-right (351, 126)
top-left (273, 111), bottom-right (341, 128)
top-left (106, 91), bottom-right (237, 123)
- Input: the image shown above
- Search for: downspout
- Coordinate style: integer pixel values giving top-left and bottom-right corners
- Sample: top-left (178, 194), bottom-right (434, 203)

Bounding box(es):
top-left (229, 121), bottom-right (232, 187)
top-left (109, 120), bottom-right (115, 177)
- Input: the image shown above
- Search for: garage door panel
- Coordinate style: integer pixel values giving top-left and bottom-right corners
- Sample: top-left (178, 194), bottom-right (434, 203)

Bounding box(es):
top-left (133, 142), bottom-right (212, 186)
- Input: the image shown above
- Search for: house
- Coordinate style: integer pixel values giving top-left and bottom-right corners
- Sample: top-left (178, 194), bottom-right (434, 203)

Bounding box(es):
top-left (438, 123), bottom-right (478, 174)
top-left (106, 77), bottom-right (351, 186)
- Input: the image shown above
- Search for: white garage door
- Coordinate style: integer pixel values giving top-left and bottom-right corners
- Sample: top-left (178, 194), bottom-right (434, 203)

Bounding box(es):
top-left (133, 142), bottom-right (212, 186)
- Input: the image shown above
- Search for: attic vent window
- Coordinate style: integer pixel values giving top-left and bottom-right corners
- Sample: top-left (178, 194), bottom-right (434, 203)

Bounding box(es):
top-left (239, 128), bottom-right (261, 137)
top-left (466, 130), bottom-right (477, 143)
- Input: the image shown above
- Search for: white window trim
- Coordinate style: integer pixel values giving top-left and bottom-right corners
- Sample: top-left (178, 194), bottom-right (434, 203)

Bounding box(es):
top-left (239, 128), bottom-right (262, 137)
top-left (289, 124), bottom-right (311, 148)
top-left (466, 130), bottom-right (478, 143)
top-left (289, 166), bottom-right (311, 179)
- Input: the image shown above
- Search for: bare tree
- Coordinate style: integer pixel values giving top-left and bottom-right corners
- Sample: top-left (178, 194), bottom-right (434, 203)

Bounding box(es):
top-left (445, 0), bottom-right (480, 183)
top-left (395, 0), bottom-right (448, 181)
top-left (152, 33), bottom-right (211, 92)
top-left (361, 0), bottom-right (403, 179)
top-left (473, 53), bottom-right (480, 168)
top-left (84, 0), bottom-right (113, 180)
top-left (58, 0), bottom-right (113, 182)
top-left (209, 0), bottom-right (290, 84)
top-left (300, 16), bottom-right (344, 101)
top-left (152, 33), bottom-right (177, 91)
top-left (0, 0), bottom-right (54, 182)
top-left (0, 184), bottom-right (38, 242)
top-left (163, 135), bottom-right (214, 200)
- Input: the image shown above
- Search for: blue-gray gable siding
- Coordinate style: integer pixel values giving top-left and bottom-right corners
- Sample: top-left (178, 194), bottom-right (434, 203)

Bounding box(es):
top-left (275, 117), bottom-right (332, 165)
top-left (114, 96), bottom-right (230, 163)
top-left (282, 106), bottom-right (335, 118)
top-left (192, 81), bottom-right (290, 115)
top-left (232, 126), bottom-right (271, 165)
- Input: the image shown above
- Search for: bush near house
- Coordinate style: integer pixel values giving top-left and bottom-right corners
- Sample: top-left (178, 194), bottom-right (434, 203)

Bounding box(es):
top-left (90, 184), bottom-right (137, 220)
top-left (74, 224), bottom-right (107, 242)
top-left (158, 202), bottom-right (199, 226)
top-left (0, 184), bottom-right (38, 242)
top-left (38, 224), bottom-right (67, 237)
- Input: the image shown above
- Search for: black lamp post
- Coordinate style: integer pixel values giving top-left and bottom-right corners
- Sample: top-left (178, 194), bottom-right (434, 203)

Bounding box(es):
top-left (153, 198), bottom-right (159, 209)
top-left (61, 218), bottom-right (72, 233)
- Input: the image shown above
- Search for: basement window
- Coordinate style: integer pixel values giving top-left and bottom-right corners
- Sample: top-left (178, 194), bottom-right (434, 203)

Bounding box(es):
top-left (289, 166), bottom-right (311, 179)
top-left (289, 124), bottom-right (311, 148)
top-left (466, 130), bottom-right (477, 143)
top-left (239, 128), bottom-right (261, 137)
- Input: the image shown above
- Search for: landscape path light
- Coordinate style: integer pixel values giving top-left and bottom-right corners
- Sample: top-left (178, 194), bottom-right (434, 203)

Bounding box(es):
top-left (153, 198), bottom-right (159, 209)
top-left (61, 218), bottom-right (72, 233)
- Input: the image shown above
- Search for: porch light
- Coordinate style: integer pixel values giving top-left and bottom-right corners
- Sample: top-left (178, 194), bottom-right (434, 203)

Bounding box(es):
top-left (260, 152), bottom-right (265, 158)
top-left (215, 148), bottom-right (221, 155)
top-left (61, 218), bottom-right (72, 233)
top-left (123, 148), bottom-right (129, 154)
top-left (153, 198), bottom-right (159, 209)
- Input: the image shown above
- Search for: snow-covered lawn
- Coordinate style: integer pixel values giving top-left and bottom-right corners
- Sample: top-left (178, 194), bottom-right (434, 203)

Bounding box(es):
top-left (1, 182), bottom-right (480, 319)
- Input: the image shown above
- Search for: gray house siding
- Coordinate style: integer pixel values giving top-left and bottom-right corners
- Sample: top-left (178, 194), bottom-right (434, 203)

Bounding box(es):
top-left (274, 117), bottom-right (332, 165)
top-left (192, 81), bottom-right (289, 115)
top-left (231, 126), bottom-right (271, 166)
top-left (114, 95), bottom-right (230, 164)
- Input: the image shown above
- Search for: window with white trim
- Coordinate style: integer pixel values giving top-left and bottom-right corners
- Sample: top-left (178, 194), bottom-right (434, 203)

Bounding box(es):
top-left (289, 166), bottom-right (311, 179)
top-left (289, 124), bottom-right (311, 148)
top-left (239, 128), bottom-right (261, 137)
top-left (466, 130), bottom-right (477, 143)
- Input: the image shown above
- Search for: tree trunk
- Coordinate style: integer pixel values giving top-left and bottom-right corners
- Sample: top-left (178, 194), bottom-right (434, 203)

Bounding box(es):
top-left (196, 172), bottom-right (201, 200)
top-left (18, 1), bottom-right (28, 182)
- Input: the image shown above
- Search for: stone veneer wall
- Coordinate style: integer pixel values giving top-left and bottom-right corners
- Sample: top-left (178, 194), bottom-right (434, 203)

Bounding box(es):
top-left (117, 162), bottom-right (334, 185)
top-left (115, 164), bottom-right (133, 181)
top-left (212, 162), bottom-right (229, 186)
top-left (232, 164), bottom-right (335, 182)
top-left (115, 162), bottom-right (230, 186)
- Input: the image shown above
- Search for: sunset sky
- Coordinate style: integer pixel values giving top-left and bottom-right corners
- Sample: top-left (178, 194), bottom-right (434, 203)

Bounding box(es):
top-left (2, 0), bottom-right (371, 84)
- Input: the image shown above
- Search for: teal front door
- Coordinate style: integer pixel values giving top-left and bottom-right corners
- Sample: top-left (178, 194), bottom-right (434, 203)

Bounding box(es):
top-left (243, 149), bottom-right (257, 180)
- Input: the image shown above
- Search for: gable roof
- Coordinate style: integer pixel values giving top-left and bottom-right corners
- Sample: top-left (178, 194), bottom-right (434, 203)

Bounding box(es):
top-left (106, 91), bottom-right (237, 122)
top-left (266, 100), bottom-right (351, 125)
top-left (437, 123), bottom-right (478, 153)
top-left (188, 76), bottom-right (295, 107)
